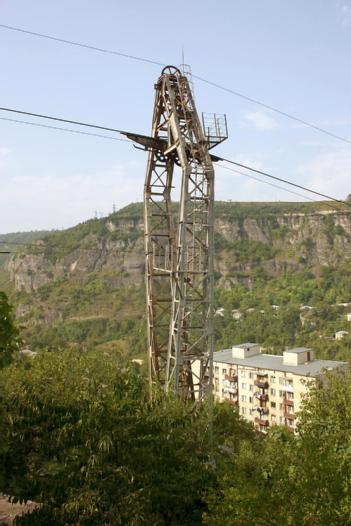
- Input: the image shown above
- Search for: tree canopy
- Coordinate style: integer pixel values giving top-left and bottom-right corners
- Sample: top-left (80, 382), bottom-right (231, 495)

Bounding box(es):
top-left (0, 292), bottom-right (19, 368)
top-left (0, 349), bottom-right (252, 525)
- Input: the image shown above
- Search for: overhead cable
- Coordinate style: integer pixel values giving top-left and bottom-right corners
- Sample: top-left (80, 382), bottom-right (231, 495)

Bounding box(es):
top-left (219, 164), bottom-right (345, 213)
top-left (217, 156), bottom-right (351, 209)
top-left (1, 23), bottom-right (350, 146)
top-left (191, 74), bottom-right (351, 146)
top-left (0, 117), bottom-right (130, 142)
top-left (0, 106), bottom-right (127, 135)
top-left (1, 105), bottom-right (350, 209)
top-left (0, 23), bottom-right (165, 67)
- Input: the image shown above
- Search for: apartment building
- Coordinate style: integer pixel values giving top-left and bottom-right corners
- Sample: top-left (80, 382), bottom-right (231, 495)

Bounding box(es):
top-left (211, 343), bottom-right (347, 433)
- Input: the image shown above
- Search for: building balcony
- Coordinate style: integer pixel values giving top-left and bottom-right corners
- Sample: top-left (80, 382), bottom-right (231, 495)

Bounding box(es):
top-left (225, 373), bottom-right (237, 382)
top-left (254, 379), bottom-right (269, 389)
top-left (223, 386), bottom-right (238, 395)
top-left (283, 398), bottom-right (294, 407)
top-left (284, 410), bottom-right (295, 419)
top-left (255, 417), bottom-right (269, 426)
top-left (254, 392), bottom-right (269, 402)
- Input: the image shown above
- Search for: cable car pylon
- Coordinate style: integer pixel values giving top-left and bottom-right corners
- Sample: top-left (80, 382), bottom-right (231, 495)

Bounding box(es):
top-left (125, 65), bottom-right (228, 400)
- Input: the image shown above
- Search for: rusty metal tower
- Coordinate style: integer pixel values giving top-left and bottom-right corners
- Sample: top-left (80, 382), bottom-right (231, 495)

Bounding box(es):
top-left (136, 66), bottom-right (227, 400)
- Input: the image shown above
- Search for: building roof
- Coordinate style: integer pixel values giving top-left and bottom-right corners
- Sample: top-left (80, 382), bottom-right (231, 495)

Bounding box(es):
top-left (285, 347), bottom-right (312, 354)
top-left (232, 342), bottom-right (258, 349)
top-left (213, 348), bottom-right (347, 377)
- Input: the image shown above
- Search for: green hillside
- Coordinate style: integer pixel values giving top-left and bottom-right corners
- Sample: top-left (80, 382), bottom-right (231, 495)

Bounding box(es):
top-left (3, 201), bottom-right (351, 361)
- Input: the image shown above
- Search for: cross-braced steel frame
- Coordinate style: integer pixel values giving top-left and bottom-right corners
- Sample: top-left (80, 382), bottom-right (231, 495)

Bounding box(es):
top-left (144, 65), bottom-right (219, 400)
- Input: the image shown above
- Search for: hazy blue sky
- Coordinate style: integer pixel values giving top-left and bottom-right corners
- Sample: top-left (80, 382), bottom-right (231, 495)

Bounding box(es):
top-left (1, 0), bottom-right (351, 232)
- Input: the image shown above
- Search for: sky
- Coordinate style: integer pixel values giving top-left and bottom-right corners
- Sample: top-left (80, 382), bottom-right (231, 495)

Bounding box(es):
top-left (0, 0), bottom-right (351, 233)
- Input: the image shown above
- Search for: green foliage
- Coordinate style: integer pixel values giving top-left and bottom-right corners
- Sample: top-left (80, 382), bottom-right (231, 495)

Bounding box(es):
top-left (0, 292), bottom-right (19, 367)
top-left (215, 237), bottom-right (278, 264)
top-left (204, 369), bottom-right (351, 526)
top-left (323, 215), bottom-right (349, 243)
top-left (214, 200), bottom-right (337, 220)
top-left (214, 264), bottom-right (351, 360)
top-left (1, 347), bottom-right (351, 525)
top-left (0, 349), bottom-right (252, 525)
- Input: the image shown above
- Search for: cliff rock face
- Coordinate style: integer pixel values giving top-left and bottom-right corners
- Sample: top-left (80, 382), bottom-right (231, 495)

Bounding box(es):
top-left (7, 209), bottom-right (351, 294)
top-left (8, 219), bottom-right (145, 293)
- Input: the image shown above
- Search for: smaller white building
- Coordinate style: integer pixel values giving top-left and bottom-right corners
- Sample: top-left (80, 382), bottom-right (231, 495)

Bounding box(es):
top-left (215, 307), bottom-right (225, 317)
top-left (232, 309), bottom-right (243, 320)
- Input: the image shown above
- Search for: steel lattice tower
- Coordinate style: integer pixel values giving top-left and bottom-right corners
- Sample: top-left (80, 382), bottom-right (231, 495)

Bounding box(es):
top-left (142, 65), bottom-right (227, 400)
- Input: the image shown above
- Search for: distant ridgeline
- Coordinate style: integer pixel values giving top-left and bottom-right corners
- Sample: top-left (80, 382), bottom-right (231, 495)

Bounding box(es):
top-left (4, 201), bottom-right (351, 361)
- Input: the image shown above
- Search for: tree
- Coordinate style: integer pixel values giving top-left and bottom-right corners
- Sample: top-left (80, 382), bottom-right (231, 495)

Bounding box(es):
top-left (0, 292), bottom-right (19, 368)
top-left (204, 368), bottom-right (351, 526)
top-left (0, 349), bottom-right (253, 525)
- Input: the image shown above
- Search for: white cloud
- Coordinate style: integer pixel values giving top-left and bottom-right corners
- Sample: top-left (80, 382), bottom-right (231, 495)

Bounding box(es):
top-left (336, 0), bottom-right (351, 26)
top-left (243, 110), bottom-right (278, 130)
top-left (296, 149), bottom-right (351, 199)
top-left (0, 161), bottom-right (145, 232)
top-left (0, 147), bottom-right (11, 156)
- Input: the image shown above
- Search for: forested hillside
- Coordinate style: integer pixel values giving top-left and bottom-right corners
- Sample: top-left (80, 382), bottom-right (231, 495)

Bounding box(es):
top-left (3, 201), bottom-right (351, 360)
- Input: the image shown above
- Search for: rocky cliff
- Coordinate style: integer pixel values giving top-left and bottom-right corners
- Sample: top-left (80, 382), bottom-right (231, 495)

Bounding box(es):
top-left (7, 204), bottom-right (351, 293)
top-left (5, 201), bottom-right (351, 354)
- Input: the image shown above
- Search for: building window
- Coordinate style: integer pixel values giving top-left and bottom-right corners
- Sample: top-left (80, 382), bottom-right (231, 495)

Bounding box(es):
top-left (249, 384), bottom-right (253, 391)
top-left (241, 371), bottom-right (246, 378)
top-left (241, 407), bottom-right (246, 415)
top-left (215, 367), bottom-right (219, 374)
top-left (279, 403), bottom-right (283, 411)
top-left (249, 396), bottom-right (253, 404)
top-left (279, 390), bottom-right (284, 397)
top-left (241, 383), bottom-right (247, 390)
top-left (279, 416), bottom-right (284, 424)
top-left (271, 415), bottom-right (276, 423)
top-left (222, 368), bottom-right (227, 374)
top-left (249, 372), bottom-right (254, 379)
top-left (271, 401), bottom-right (276, 408)
top-left (270, 375), bottom-right (276, 383)
top-left (279, 377), bottom-right (285, 385)
top-left (241, 395), bottom-right (247, 403)
top-left (270, 388), bottom-right (276, 396)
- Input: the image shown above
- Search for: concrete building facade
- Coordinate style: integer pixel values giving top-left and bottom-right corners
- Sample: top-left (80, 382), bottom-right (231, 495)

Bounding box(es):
top-left (209, 343), bottom-right (347, 433)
